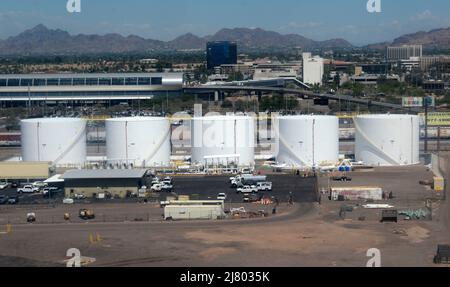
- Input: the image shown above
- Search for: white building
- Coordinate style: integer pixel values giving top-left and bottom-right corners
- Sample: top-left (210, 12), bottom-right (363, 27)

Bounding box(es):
top-left (253, 62), bottom-right (301, 80)
top-left (400, 57), bottom-right (421, 71)
top-left (302, 53), bottom-right (324, 86)
top-left (387, 45), bottom-right (423, 61)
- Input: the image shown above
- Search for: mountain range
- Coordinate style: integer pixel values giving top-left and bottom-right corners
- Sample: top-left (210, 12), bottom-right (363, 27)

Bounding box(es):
top-left (0, 24), bottom-right (449, 56)
top-left (0, 25), bottom-right (352, 56)
top-left (365, 28), bottom-right (450, 50)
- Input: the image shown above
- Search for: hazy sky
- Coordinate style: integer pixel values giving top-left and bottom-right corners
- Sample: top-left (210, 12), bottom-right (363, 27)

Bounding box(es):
top-left (0, 0), bottom-right (449, 45)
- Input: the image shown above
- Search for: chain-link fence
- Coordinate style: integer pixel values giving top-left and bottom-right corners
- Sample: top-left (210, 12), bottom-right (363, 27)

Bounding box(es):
top-left (0, 212), bottom-right (163, 225)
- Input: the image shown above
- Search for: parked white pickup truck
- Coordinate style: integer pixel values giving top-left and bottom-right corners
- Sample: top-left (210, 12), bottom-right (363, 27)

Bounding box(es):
top-left (256, 182), bottom-right (272, 191)
top-left (17, 185), bottom-right (39, 194)
top-left (236, 185), bottom-right (258, 194)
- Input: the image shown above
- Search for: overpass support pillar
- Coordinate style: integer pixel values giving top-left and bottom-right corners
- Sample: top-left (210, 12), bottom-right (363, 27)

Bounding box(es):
top-left (257, 91), bottom-right (262, 102)
top-left (214, 91), bottom-right (219, 103)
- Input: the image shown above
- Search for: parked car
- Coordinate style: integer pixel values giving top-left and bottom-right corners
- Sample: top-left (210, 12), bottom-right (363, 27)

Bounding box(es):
top-left (10, 182), bottom-right (19, 188)
top-left (73, 194), bottom-right (86, 200)
top-left (161, 183), bottom-right (173, 192)
top-left (151, 177), bottom-right (161, 186)
top-left (63, 198), bottom-right (74, 204)
top-left (217, 193), bottom-right (227, 201)
top-left (237, 185), bottom-right (258, 194)
top-left (32, 181), bottom-right (48, 189)
top-left (163, 177), bottom-right (173, 185)
top-left (243, 194), bottom-right (261, 203)
top-left (151, 183), bottom-right (163, 192)
top-left (256, 182), bottom-right (272, 191)
top-left (17, 185), bottom-right (40, 194)
top-left (0, 182), bottom-right (10, 190)
top-left (0, 195), bottom-right (9, 205)
top-left (8, 196), bottom-right (19, 205)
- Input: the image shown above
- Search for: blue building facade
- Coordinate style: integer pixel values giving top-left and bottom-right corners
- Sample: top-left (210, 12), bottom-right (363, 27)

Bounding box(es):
top-left (207, 41), bottom-right (237, 70)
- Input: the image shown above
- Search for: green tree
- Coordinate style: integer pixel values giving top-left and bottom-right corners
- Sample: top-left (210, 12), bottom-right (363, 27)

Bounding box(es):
top-left (221, 100), bottom-right (233, 109)
top-left (234, 100), bottom-right (246, 112)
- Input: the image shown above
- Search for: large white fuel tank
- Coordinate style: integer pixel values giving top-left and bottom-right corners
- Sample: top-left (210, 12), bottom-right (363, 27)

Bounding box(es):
top-left (354, 114), bottom-right (420, 166)
top-left (21, 118), bottom-right (87, 165)
top-left (106, 117), bottom-right (171, 167)
top-left (191, 115), bottom-right (255, 166)
top-left (276, 115), bottom-right (339, 167)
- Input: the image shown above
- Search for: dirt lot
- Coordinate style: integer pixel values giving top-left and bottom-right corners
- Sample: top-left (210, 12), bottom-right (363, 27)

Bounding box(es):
top-left (0, 202), bottom-right (444, 267)
top-left (0, 166), bottom-right (449, 267)
top-left (317, 165), bottom-right (438, 220)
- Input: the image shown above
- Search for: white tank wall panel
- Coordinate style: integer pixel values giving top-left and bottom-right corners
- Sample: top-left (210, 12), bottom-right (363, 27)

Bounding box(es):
top-left (276, 115), bottom-right (339, 167)
top-left (191, 116), bottom-right (255, 166)
top-left (355, 115), bottom-right (420, 166)
top-left (21, 118), bottom-right (87, 165)
top-left (106, 117), bottom-right (171, 167)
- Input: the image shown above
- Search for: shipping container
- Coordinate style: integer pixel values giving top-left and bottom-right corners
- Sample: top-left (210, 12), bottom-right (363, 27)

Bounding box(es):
top-left (331, 186), bottom-right (383, 201)
top-left (164, 201), bottom-right (225, 220)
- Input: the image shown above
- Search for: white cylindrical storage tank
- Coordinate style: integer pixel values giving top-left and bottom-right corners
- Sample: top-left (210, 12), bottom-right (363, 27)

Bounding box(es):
top-left (21, 118), bottom-right (87, 165)
top-left (191, 115), bottom-right (255, 166)
top-left (276, 115), bottom-right (339, 167)
top-left (106, 117), bottom-right (171, 167)
top-left (355, 114), bottom-right (420, 166)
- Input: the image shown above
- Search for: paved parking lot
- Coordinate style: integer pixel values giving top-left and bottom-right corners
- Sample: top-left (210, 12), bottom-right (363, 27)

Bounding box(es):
top-left (166, 175), bottom-right (317, 203)
top-left (0, 174), bottom-right (317, 207)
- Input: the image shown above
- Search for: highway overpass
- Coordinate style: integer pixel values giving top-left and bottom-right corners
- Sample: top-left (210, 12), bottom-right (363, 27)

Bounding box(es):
top-left (183, 85), bottom-right (419, 112)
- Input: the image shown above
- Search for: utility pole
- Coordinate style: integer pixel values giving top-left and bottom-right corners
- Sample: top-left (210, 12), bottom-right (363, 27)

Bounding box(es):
top-left (424, 96), bottom-right (430, 153)
top-left (166, 90), bottom-right (169, 114)
top-left (27, 85), bottom-right (31, 117)
top-left (437, 126), bottom-right (441, 154)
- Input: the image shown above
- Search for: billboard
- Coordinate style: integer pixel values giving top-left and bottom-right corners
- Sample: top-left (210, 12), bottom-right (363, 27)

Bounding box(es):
top-left (402, 96), bottom-right (435, 108)
top-left (421, 112), bottom-right (450, 126)
top-left (402, 97), bottom-right (423, 107)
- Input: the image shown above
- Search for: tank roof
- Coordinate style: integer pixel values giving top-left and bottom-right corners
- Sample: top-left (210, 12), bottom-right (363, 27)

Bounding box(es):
top-left (277, 115), bottom-right (338, 119)
top-left (106, 117), bottom-right (168, 122)
top-left (21, 117), bottom-right (85, 123)
top-left (193, 115), bottom-right (252, 120)
top-left (356, 114), bottom-right (418, 119)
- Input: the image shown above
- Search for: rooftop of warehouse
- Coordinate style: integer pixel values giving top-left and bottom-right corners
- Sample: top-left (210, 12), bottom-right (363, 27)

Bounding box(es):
top-left (62, 169), bottom-right (149, 180)
top-left (0, 72), bottom-right (183, 79)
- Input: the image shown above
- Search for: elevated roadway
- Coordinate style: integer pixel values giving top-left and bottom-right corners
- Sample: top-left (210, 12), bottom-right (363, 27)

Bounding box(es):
top-left (184, 85), bottom-right (419, 112)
